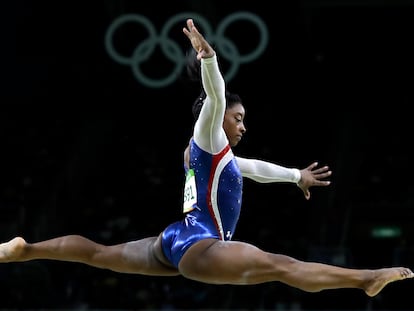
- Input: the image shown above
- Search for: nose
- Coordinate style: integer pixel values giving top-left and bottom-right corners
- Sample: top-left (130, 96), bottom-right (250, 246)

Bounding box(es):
top-left (240, 123), bottom-right (247, 133)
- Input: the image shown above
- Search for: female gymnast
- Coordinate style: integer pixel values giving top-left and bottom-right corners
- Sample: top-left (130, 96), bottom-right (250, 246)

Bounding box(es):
top-left (0, 18), bottom-right (412, 298)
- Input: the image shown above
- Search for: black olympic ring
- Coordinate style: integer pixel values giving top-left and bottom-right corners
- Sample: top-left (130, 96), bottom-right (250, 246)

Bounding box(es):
top-left (105, 12), bottom-right (269, 88)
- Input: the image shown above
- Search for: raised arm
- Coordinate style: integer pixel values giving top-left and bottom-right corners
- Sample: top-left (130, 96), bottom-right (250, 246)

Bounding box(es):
top-left (183, 18), bottom-right (228, 153)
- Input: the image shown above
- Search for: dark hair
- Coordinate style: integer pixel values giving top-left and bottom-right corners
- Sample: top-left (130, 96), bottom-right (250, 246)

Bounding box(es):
top-left (186, 48), bottom-right (242, 120)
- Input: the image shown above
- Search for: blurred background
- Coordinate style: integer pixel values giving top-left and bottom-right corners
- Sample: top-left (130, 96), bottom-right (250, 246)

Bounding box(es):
top-left (1, 0), bottom-right (414, 310)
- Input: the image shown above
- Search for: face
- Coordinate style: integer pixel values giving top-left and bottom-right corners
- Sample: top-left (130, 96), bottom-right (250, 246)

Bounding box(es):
top-left (223, 103), bottom-right (246, 147)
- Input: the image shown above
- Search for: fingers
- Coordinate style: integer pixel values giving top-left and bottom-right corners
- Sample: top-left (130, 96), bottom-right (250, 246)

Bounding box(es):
top-left (306, 162), bottom-right (319, 170)
top-left (310, 164), bottom-right (332, 186)
top-left (311, 165), bottom-right (330, 173)
top-left (185, 18), bottom-right (194, 32)
top-left (312, 171), bottom-right (331, 185)
top-left (314, 180), bottom-right (331, 186)
top-left (314, 171), bottom-right (332, 180)
top-left (308, 162), bottom-right (332, 180)
top-left (183, 19), bottom-right (196, 37)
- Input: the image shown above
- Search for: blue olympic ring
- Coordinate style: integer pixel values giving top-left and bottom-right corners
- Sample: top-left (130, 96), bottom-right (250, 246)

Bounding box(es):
top-left (105, 12), bottom-right (269, 88)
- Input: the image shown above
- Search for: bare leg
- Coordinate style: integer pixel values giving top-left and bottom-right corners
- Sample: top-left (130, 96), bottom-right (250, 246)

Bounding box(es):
top-left (0, 235), bottom-right (179, 276)
top-left (179, 239), bottom-right (414, 297)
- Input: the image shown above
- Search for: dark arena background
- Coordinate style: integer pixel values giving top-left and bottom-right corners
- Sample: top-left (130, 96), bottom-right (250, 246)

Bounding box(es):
top-left (1, 0), bottom-right (414, 310)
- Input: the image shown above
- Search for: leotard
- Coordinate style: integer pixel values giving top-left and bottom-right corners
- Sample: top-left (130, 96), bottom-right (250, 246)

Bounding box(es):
top-left (161, 55), bottom-right (301, 268)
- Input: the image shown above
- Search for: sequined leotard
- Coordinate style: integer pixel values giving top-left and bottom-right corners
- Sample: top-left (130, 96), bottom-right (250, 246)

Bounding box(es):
top-left (161, 55), bottom-right (241, 268)
top-left (162, 139), bottom-right (243, 267)
top-left (161, 55), bottom-right (301, 268)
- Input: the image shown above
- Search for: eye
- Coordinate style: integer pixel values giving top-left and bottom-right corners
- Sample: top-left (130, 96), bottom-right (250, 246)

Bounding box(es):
top-left (235, 117), bottom-right (242, 123)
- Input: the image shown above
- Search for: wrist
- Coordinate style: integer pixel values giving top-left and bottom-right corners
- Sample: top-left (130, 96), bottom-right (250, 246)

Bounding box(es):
top-left (293, 168), bottom-right (301, 184)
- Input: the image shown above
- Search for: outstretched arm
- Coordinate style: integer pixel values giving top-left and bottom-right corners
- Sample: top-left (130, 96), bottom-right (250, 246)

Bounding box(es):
top-left (236, 157), bottom-right (331, 200)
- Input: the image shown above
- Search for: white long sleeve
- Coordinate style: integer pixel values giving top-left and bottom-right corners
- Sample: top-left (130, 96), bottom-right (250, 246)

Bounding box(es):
top-left (193, 55), bottom-right (228, 154)
top-left (236, 156), bottom-right (301, 184)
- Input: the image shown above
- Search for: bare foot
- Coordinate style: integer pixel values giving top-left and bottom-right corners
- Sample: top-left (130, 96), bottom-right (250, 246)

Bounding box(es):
top-left (0, 237), bottom-right (27, 262)
top-left (365, 267), bottom-right (414, 297)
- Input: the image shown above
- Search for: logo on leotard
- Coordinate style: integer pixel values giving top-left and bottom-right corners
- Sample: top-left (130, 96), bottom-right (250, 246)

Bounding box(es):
top-left (226, 231), bottom-right (232, 239)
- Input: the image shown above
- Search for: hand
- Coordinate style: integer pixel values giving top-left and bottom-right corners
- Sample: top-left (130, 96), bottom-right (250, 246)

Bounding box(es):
top-left (183, 18), bottom-right (215, 59)
top-left (297, 162), bottom-right (332, 200)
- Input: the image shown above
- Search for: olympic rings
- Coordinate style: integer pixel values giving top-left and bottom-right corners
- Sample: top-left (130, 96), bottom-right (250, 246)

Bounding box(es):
top-left (105, 12), bottom-right (269, 88)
